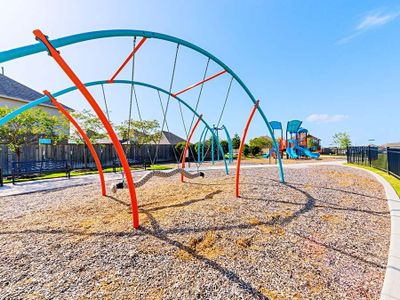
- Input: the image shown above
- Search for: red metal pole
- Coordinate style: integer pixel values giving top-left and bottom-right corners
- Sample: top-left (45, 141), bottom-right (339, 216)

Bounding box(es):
top-left (108, 37), bottom-right (147, 83)
top-left (181, 114), bottom-right (203, 182)
top-left (44, 90), bottom-right (107, 196)
top-left (235, 100), bottom-right (260, 198)
top-left (173, 70), bottom-right (227, 97)
top-left (34, 29), bottom-right (140, 229)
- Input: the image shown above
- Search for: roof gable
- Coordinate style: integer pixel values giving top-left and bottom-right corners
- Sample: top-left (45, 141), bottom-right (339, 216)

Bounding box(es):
top-left (0, 74), bottom-right (72, 110)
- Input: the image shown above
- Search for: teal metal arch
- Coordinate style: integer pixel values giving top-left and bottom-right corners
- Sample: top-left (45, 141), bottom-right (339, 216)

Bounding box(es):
top-left (197, 125), bottom-right (233, 164)
top-left (0, 79), bottom-right (229, 174)
top-left (222, 125), bottom-right (234, 163)
top-left (0, 29), bottom-right (283, 182)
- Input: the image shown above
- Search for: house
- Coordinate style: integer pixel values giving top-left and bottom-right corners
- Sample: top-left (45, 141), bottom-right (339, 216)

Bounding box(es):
top-left (154, 131), bottom-right (185, 145)
top-left (381, 142), bottom-right (400, 149)
top-left (0, 73), bottom-right (72, 120)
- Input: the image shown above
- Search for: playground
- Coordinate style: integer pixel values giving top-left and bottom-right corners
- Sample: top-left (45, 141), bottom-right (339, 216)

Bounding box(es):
top-left (0, 21), bottom-right (398, 299)
top-left (0, 163), bottom-right (390, 299)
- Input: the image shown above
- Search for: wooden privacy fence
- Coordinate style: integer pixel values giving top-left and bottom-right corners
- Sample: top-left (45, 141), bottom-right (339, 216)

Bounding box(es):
top-left (0, 143), bottom-right (177, 176)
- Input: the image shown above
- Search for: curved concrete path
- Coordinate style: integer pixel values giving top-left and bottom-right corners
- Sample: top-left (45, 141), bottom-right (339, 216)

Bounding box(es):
top-left (0, 160), bottom-right (345, 197)
top-left (345, 165), bottom-right (400, 300)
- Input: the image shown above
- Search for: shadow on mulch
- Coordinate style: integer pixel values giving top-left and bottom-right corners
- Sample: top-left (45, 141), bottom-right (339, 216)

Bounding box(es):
top-left (0, 180), bottom-right (387, 298)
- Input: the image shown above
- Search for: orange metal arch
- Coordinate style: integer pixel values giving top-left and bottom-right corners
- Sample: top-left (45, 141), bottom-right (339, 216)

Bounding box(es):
top-left (235, 100), bottom-right (260, 198)
top-left (44, 90), bottom-right (107, 196)
top-left (181, 114), bottom-right (202, 182)
top-left (34, 29), bottom-right (140, 229)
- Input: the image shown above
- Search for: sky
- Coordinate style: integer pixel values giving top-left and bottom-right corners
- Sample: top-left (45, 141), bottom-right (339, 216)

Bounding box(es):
top-left (0, 0), bottom-right (399, 146)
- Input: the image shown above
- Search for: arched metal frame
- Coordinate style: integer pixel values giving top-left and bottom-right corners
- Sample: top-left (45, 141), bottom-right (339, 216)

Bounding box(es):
top-left (44, 90), bottom-right (106, 196)
top-left (198, 125), bottom-right (233, 164)
top-left (181, 114), bottom-right (202, 183)
top-left (0, 79), bottom-right (229, 174)
top-left (236, 100), bottom-right (260, 198)
top-left (0, 29), bottom-right (284, 183)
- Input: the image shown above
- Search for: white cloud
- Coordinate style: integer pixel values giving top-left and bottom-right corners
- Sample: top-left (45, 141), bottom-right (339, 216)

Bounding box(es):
top-left (357, 12), bottom-right (399, 30)
top-left (337, 10), bottom-right (400, 45)
top-left (305, 114), bottom-right (348, 123)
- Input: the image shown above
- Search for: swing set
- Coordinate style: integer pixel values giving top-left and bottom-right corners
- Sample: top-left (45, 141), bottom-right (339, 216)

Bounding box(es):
top-left (0, 29), bottom-right (285, 228)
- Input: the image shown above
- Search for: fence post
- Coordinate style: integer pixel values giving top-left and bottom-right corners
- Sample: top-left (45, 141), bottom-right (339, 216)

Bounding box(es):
top-left (368, 145), bottom-right (371, 167)
top-left (387, 147), bottom-right (390, 175)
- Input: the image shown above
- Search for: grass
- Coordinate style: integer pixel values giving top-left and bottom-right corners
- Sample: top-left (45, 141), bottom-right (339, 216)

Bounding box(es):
top-left (346, 163), bottom-right (400, 197)
top-left (2, 164), bottom-right (172, 184)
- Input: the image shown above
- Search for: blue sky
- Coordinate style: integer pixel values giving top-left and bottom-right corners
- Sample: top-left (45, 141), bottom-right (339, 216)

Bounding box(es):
top-left (0, 0), bottom-right (399, 146)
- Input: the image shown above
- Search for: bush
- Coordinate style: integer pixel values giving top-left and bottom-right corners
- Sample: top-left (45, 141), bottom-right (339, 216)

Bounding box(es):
top-left (219, 139), bottom-right (229, 154)
top-left (250, 145), bottom-right (261, 156)
top-left (242, 144), bottom-right (250, 156)
top-left (249, 136), bottom-right (273, 149)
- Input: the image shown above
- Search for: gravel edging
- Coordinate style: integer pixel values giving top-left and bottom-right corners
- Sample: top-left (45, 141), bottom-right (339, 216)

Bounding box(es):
top-left (344, 164), bottom-right (400, 300)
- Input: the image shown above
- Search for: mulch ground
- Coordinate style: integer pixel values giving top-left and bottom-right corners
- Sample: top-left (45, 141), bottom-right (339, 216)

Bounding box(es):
top-left (0, 165), bottom-right (390, 299)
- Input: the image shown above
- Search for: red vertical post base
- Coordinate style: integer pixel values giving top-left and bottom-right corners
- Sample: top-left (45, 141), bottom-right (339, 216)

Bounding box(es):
top-left (181, 115), bottom-right (203, 182)
top-left (235, 100), bottom-right (260, 198)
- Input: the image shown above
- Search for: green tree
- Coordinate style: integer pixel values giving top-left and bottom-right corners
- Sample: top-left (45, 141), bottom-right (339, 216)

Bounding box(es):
top-left (249, 136), bottom-right (273, 149)
top-left (250, 145), bottom-right (261, 156)
top-left (332, 132), bottom-right (351, 149)
top-left (242, 144), bottom-right (250, 156)
top-left (71, 109), bottom-right (107, 143)
top-left (116, 119), bottom-right (161, 148)
top-left (0, 107), bottom-right (68, 160)
top-left (232, 133), bottom-right (241, 149)
top-left (175, 142), bottom-right (197, 160)
top-left (219, 139), bottom-right (229, 154)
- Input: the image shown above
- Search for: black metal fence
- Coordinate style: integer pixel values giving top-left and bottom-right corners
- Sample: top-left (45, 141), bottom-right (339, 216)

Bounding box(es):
top-left (347, 146), bottom-right (400, 179)
top-left (0, 143), bottom-right (180, 176)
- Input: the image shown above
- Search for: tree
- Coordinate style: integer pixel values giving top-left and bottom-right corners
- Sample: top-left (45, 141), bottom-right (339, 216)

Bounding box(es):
top-left (71, 109), bottom-right (107, 144)
top-left (219, 139), bottom-right (229, 154)
top-left (0, 107), bottom-right (68, 161)
top-left (232, 133), bottom-right (241, 149)
top-left (116, 119), bottom-right (161, 148)
top-left (242, 144), bottom-right (250, 156)
top-left (249, 136), bottom-right (273, 149)
top-left (250, 145), bottom-right (261, 156)
top-left (332, 132), bottom-right (351, 149)
top-left (175, 141), bottom-right (186, 158)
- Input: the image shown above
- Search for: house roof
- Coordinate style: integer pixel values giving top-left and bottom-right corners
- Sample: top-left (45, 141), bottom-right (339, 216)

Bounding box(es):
top-left (0, 74), bottom-right (73, 110)
top-left (156, 131), bottom-right (185, 145)
top-left (381, 142), bottom-right (400, 148)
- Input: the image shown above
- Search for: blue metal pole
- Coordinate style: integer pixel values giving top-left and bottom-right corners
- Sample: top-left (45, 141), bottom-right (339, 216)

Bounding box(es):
top-left (211, 131), bottom-right (215, 165)
top-left (201, 128), bottom-right (209, 163)
top-left (198, 126), bottom-right (207, 163)
top-left (216, 127), bottom-right (220, 161)
top-left (223, 125), bottom-right (233, 163)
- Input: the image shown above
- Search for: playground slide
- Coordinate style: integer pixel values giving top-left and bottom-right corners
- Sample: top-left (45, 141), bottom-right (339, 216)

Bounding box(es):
top-left (286, 147), bottom-right (298, 159)
top-left (262, 148), bottom-right (276, 159)
top-left (294, 144), bottom-right (320, 159)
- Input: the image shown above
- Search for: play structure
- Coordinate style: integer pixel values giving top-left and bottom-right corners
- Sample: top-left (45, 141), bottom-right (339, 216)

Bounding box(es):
top-left (263, 120), bottom-right (321, 160)
top-left (198, 125), bottom-right (233, 164)
top-left (262, 121), bottom-right (285, 159)
top-left (0, 29), bottom-right (285, 228)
